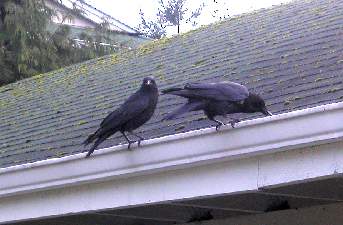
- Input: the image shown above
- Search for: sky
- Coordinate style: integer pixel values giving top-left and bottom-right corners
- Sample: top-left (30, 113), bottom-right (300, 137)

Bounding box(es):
top-left (87, 0), bottom-right (293, 33)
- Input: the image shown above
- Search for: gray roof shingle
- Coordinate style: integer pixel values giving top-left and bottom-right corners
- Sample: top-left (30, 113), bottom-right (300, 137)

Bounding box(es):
top-left (1, 0), bottom-right (343, 168)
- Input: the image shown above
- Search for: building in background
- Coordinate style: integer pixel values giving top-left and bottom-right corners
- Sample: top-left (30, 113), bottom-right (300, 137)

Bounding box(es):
top-left (45, 0), bottom-right (149, 49)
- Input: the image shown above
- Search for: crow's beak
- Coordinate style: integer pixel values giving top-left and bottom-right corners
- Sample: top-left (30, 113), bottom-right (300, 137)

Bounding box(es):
top-left (262, 107), bottom-right (273, 116)
top-left (146, 80), bottom-right (152, 85)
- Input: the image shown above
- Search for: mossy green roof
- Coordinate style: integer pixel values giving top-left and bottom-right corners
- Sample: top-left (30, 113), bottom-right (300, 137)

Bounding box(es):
top-left (1, 0), bottom-right (343, 168)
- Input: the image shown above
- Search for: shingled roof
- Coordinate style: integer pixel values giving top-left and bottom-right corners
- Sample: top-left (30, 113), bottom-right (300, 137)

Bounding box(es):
top-left (1, 0), bottom-right (343, 168)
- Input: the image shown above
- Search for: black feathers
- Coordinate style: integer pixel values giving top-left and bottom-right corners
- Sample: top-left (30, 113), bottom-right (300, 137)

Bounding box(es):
top-left (83, 77), bottom-right (158, 158)
top-left (162, 81), bottom-right (272, 130)
top-left (83, 79), bottom-right (272, 157)
top-left (184, 81), bottom-right (249, 101)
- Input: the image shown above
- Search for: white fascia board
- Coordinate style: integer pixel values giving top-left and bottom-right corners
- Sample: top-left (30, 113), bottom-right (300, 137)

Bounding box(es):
top-left (1, 102), bottom-right (343, 198)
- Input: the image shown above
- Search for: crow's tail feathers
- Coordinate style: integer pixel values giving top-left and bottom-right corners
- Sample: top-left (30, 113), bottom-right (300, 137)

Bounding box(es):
top-left (85, 133), bottom-right (110, 158)
top-left (163, 102), bottom-right (205, 121)
top-left (161, 87), bottom-right (183, 95)
top-left (83, 132), bottom-right (97, 146)
top-left (83, 127), bottom-right (102, 146)
top-left (84, 129), bottom-right (117, 158)
top-left (85, 142), bottom-right (99, 158)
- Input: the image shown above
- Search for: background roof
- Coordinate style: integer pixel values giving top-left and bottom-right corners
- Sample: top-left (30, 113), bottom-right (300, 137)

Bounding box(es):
top-left (0, 0), bottom-right (343, 168)
top-left (48, 0), bottom-right (140, 34)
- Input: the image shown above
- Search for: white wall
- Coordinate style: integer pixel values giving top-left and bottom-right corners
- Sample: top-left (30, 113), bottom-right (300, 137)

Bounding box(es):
top-left (45, 0), bottom-right (95, 28)
top-left (45, 0), bottom-right (136, 33)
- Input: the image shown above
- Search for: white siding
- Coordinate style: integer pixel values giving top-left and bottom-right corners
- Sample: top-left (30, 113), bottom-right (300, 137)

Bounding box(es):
top-left (45, 0), bottom-right (96, 28)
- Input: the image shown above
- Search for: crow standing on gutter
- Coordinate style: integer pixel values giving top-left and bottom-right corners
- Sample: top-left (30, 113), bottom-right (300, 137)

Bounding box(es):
top-left (162, 81), bottom-right (272, 130)
top-left (83, 77), bottom-right (158, 158)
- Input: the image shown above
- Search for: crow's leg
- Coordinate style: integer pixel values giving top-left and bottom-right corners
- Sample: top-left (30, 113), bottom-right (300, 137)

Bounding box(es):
top-left (206, 114), bottom-right (225, 131)
top-left (221, 114), bottom-right (240, 128)
top-left (214, 119), bottom-right (225, 131)
top-left (121, 131), bottom-right (135, 149)
top-left (129, 131), bottom-right (144, 146)
top-left (228, 118), bottom-right (241, 128)
top-left (209, 117), bottom-right (225, 131)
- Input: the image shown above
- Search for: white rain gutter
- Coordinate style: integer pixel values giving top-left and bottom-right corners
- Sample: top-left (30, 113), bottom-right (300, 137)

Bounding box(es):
top-left (1, 102), bottom-right (343, 224)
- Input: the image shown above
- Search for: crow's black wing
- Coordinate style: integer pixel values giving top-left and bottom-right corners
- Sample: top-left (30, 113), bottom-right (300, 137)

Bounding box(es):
top-left (99, 90), bottom-right (150, 130)
top-left (163, 101), bottom-right (206, 120)
top-left (184, 81), bottom-right (249, 102)
top-left (83, 89), bottom-right (152, 156)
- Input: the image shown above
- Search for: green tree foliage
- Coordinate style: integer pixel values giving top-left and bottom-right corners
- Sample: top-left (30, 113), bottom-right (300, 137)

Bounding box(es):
top-left (0, 0), bottom-right (117, 86)
top-left (137, 0), bottom-right (204, 39)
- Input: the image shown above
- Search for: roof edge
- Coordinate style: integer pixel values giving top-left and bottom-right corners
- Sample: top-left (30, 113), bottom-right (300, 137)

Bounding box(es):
top-left (1, 101), bottom-right (343, 198)
top-left (51, 0), bottom-right (139, 34)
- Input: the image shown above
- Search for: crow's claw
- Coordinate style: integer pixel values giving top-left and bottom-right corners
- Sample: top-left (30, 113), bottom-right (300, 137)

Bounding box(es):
top-left (215, 122), bottom-right (225, 131)
top-left (229, 118), bottom-right (241, 128)
top-left (127, 140), bottom-right (136, 150)
top-left (137, 138), bottom-right (144, 147)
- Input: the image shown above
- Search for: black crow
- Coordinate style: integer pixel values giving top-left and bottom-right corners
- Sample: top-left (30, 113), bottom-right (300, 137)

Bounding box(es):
top-left (162, 81), bottom-right (272, 130)
top-left (83, 77), bottom-right (158, 158)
